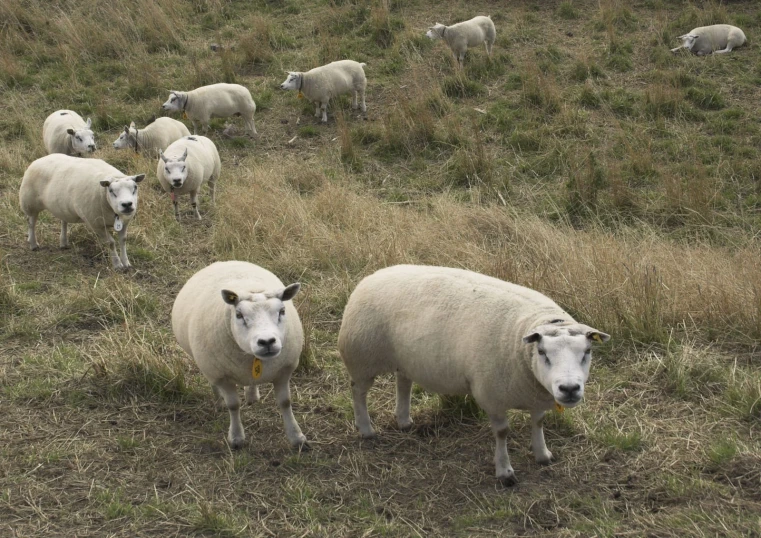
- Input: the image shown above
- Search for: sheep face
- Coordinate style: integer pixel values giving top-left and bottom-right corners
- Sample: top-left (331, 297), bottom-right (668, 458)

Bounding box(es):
top-left (279, 73), bottom-right (302, 91)
top-left (99, 174), bottom-right (145, 219)
top-left (523, 324), bottom-right (610, 408)
top-left (67, 118), bottom-right (96, 155)
top-left (425, 24), bottom-right (446, 40)
top-left (221, 284), bottom-right (301, 359)
top-left (159, 148), bottom-right (189, 189)
top-left (112, 123), bottom-right (136, 150)
top-left (677, 34), bottom-right (699, 51)
top-left (162, 91), bottom-right (184, 112)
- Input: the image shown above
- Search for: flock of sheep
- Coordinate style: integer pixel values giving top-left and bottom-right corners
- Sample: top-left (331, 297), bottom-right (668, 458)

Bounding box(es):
top-left (15, 15), bottom-right (747, 485)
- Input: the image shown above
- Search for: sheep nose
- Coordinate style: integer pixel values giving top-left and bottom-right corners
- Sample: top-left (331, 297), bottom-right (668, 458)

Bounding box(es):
top-left (121, 201), bottom-right (133, 209)
top-left (257, 337), bottom-right (276, 348)
top-left (558, 383), bottom-right (581, 397)
top-left (88, 144), bottom-right (96, 151)
top-left (172, 179), bottom-right (182, 186)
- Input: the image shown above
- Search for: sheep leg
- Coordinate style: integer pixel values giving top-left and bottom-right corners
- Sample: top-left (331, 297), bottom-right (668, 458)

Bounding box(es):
top-left (394, 372), bottom-right (414, 430)
top-left (352, 91), bottom-right (358, 110)
top-left (485, 41), bottom-right (493, 57)
top-left (95, 227), bottom-right (123, 269)
top-left (215, 380), bottom-right (245, 449)
top-left (670, 45), bottom-right (685, 53)
top-left (59, 221), bottom-right (69, 249)
top-left (320, 102), bottom-right (328, 123)
top-left (209, 177), bottom-right (216, 205)
top-left (314, 103), bottom-right (321, 118)
top-left (273, 374), bottom-right (308, 448)
top-left (351, 377), bottom-right (376, 438)
top-left (530, 409), bottom-right (553, 464)
top-left (245, 114), bottom-right (257, 136)
top-left (359, 88), bottom-right (367, 113)
top-left (714, 46), bottom-right (733, 54)
top-left (27, 214), bottom-right (39, 250)
top-left (489, 412), bottom-right (516, 486)
top-left (244, 385), bottom-right (260, 404)
top-left (117, 224), bottom-right (131, 269)
top-left (191, 120), bottom-right (198, 135)
top-left (172, 194), bottom-right (180, 221)
top-left (456, 52), bottom-right (465, 69)
top-left (190, 190), bottom-right (201, 220)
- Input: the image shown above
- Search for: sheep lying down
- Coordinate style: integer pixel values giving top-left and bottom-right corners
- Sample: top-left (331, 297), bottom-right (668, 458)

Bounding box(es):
top-left (338, 264), bottom-right (610, 485)
top-left (671, 24), bottom-right (746, 55)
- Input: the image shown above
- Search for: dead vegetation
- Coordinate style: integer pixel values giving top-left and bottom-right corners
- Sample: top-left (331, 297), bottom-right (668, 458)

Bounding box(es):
top-left (1, 0), bottom-right (760, 536)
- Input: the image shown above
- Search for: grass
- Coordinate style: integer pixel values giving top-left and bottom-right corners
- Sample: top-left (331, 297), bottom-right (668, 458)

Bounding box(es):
top-left (1, 0), bottom-right (760, 536)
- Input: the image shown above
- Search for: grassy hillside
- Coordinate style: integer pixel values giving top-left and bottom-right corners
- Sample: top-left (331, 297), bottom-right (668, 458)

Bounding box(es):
top-left (1, 0), bottom-right (760, 535)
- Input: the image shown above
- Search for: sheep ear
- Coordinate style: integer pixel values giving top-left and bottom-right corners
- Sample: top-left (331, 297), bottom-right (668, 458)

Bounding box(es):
top-left (280, 283), bottom-right (301, 302)
top-left (123, 125), bottom-right (130, 133)
top-left (100, 179), bottom-right (112, 188)
top-left (159, 150), bottom-right (167, 163)
top-left (522, 332), bottom-right (542, 344)
top-left (67, 128), bottom-right (76, 135)
top-left (586, 330), bottom-right (610, 343)
top-left (180, 148), bottom-right (188, 161)
top-left (129, 121), bottom-right (136, 129)
top-left (85, 118), bottom-right (92, 128)
top-left (133, 174), bottom-right (146, 184)
top-left (221, 289), bottom-right (239, 305)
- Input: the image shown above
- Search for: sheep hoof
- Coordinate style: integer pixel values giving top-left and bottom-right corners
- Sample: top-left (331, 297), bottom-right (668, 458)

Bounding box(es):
top-left (30, 245), bottom-right (39, 251)
top-left (536, 452), bottom-right (554, 466)
top-left (497, 472), bottom-right (518, 487)
top-left (359, 431), bottom-right (377, 440)
top-left (228, 437), bottom-right (245, 450)
top-left (293, 440), bottom-right (311, 452)
top-left (397, 419), bottom-right (414, 431)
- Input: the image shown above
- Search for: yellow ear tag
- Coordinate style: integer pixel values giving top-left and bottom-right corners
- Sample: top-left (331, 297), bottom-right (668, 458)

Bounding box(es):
top-left (252, 358), bottom-right (263, 379)
top-left (555, 403), bottom-right (565, 413)
top-left (182, 111), bottom-right (188, 119)
top-left (592, 333), bottom-right (602, 343)
top-left (297, 91), bottom-right (305, 99)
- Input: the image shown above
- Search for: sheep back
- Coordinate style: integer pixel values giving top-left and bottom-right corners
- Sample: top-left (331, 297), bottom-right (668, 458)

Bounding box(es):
top-left (445, 16), bottom-right (496, 51)
top-left (42, 110), bottom-right (88, 155)
top-left (172, 261), bottom-right (304, 387)
top-left (19, 154), bottom-right (125, 230)
top-left (137, 117), bottom-right (190, 155)
top-left (301, 60), bottom-right (367, 104)
top-left (185, 83), bottom-right (256, 121)
top-left (338, 265), bottom-right (570, 413)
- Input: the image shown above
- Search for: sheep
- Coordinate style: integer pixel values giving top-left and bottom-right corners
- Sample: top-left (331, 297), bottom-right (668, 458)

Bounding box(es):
top-left (671, 24), bottom-right (746, 55)
top-left (161, 83), bottom-right (257, 135)
top-left (19, 154), bottom-right (145, 270)
top-left (338, 264), bottom-right (610, 485)
top-left (279, 60), bottom-right (367, 123)
top-left (172, 260), bottom-right (308, 450)
top-left (112, 117), bottom-right (190, 156)
top-left (425, 15), bottom-right (496, 69)
top-left (156, 135), bottom-right (221, 221)
top-left (42, 110), bottom-right (96, 156)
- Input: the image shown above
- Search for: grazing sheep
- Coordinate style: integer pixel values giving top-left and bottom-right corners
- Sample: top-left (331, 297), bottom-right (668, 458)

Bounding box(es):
top-left (42, 110), bottom-right (96, 156)
top-left (172, 260), bottom-right (308, 450)
top-left (156, 135), bottom-right (221, 221)
top-left (338, 265), bottom-right (610, 485)
top-left (426, 15), bottom-right (496, 69)
top-left (279, 60), bottom-right (367, 123)
top-left (19, 154), bottom-right (145, 270)
top-left (161, 84), bottom-right (257, 135)
top-left (671, 24), bottom-right (746, 55)
top-left (112, 117), bottom-right (190, 156)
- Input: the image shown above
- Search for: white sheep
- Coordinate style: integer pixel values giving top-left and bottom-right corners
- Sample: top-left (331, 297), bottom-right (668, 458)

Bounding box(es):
top-left (156, 135), bottom-right (221, 221)
top-left (279, 60), bottom-right (367, 123)
top-left (671, 24), bottom-right (746, 55)
top-left (42, 110), bottom-right (96, 156)
top-left (338, 264), bottom-right (610, 485)
top-left (426, 15), bottom-right (496, 69)
top-left (112, 117), bottom-right (190, 156)
top-left (19, 154), bottom-right (145, 270)
top-left (172, 260), bottom-right (307, 450)
top-left (161, 83), bottom-right (257, 135)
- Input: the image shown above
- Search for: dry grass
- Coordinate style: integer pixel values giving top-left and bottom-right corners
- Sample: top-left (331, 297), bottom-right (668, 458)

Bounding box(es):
top-left (1, 0), bottom-right (760, 536)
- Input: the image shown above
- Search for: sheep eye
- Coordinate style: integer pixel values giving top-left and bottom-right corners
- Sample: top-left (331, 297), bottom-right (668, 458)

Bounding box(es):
top-left (279, 308), bottom-right (286, 317)
top-left (235, 312), bottom-right (243, 320)
top-left (76, 136), bottom-right (82, 141)
top-left (109, 189), bottom-right (115, 196)
top-left (544, 356), bottom-right (551, 367)
top-left (165, 167), bottom-right (169, 173)
top-left (181, 166), bottom-right (185, 172)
